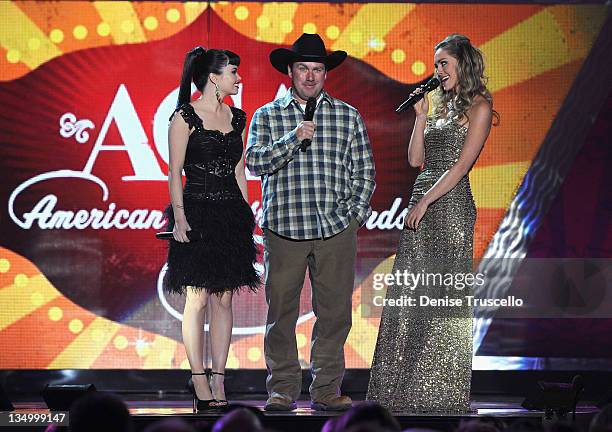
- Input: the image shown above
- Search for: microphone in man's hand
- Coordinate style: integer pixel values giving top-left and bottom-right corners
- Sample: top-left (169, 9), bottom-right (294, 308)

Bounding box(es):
top-left (395, 77), bottom-right (441, 114)
top-left (300, 97), bottom-right (317, 152)
top-left (155, 231), bottom-right (204, 241)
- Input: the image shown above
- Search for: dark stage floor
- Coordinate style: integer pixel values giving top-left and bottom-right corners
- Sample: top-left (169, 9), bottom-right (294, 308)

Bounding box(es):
top-left (7, 396), bottom-right (600, 432)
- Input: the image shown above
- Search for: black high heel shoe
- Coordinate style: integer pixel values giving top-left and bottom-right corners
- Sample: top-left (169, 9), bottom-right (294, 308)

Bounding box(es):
top-left (209, 371), bottom-right (228, 406)
top-left (187, 370), bottom-right (223, 412)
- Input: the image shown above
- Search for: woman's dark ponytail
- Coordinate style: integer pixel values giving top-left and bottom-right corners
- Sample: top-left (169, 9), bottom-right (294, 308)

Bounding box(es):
top-left (177, 46), bottom-right (206, 108)
top-left (176, 46), bottom-right (240, 109)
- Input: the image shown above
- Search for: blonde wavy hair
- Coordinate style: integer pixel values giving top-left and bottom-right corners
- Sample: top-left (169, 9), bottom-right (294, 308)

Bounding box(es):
top-left (431, 34), bottom-right (499, 125)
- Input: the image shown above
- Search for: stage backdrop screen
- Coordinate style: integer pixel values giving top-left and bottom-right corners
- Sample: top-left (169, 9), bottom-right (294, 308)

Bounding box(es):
top-left (0, 1), bottom-right (609, 370)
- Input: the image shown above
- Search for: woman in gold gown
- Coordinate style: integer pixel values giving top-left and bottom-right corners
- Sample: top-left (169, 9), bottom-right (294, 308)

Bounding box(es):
top-left (367, 34), bottom-right (498, 413)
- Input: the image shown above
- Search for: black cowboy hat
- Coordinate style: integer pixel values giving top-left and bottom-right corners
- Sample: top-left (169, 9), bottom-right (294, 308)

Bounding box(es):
top-left (270, 33), bottom-right (347, 75)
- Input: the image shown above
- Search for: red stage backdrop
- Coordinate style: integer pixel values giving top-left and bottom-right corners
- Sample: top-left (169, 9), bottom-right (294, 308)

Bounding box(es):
top-left (0, 1), bottom-right (607, 369)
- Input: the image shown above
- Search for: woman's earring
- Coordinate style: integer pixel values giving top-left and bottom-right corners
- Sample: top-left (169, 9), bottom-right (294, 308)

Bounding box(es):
top-left (214, 83), bottom-right (221, 102)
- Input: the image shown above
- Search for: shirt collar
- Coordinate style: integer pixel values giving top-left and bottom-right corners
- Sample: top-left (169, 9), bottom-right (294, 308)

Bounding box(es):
top-left (282, 88), bottom-right (335, 109)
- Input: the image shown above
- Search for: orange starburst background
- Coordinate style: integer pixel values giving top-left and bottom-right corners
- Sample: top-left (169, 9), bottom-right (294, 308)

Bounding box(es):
top-left (0, 1), bottom-right (607, 369)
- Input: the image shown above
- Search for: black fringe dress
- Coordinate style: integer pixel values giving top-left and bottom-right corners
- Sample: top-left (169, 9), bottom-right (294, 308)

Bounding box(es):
top-left (163, 103), bottom-right (259, 295)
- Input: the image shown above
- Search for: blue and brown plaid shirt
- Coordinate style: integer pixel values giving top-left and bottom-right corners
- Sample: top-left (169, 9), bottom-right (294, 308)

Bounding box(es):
top-left (246, 89), bottom-right (376, 240)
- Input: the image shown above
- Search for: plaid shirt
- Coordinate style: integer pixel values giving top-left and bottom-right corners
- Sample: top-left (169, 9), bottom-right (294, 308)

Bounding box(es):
top-left (246, 89), bottom-right (376, 240)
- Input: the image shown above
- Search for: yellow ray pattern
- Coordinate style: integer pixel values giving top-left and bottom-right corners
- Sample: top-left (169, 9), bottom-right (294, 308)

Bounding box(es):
top-left (348, 306), bottom-right (380, 364)
top-left (227, 345), bottom-right (240, 368)
top-left (143, 335), bottom-right (178, 369)
top-left (346, 256), bottom-right (396, 363)
top-left (482, 5), bottom-right (606, 92)
top-left (0, 2), bottom-right (62, 69)
top-left (470, 161), bottom-right (531, 209)
top-left (49, 317), bottom-right (121, 368)
top-left (184, 1), bottom-right (208, 25)
top-left (94, 1), bottom-right (147, 44)
top-left (332, 4), bottom-right (415, 59)
top-left (255, 3), bottom-right (299, 44)
top-left (0, 275), bottom-right (59, 330)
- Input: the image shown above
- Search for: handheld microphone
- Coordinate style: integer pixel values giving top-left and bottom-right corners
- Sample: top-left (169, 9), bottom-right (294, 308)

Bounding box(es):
top-left (155, 231), bottom-right (204, 241)
top-left (300, 97), bottom-right (317, 152)
top-left (395, 77), bottom-right (441, 113)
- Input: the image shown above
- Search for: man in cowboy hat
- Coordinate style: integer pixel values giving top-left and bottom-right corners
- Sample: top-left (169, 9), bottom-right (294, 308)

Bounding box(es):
top-left (246, 33), bottom-right (376, 411)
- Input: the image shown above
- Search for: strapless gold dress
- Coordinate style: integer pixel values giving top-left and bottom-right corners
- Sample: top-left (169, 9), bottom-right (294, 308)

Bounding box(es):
top-left (367, 118), bottom-right (475, 413)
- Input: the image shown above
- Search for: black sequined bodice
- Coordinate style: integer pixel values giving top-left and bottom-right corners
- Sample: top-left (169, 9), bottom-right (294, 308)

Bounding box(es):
top-left (173, 103), bottom-right (246, 201)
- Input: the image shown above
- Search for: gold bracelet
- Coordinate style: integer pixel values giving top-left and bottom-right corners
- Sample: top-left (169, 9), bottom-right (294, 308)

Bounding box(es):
top-left (174, 204), bottom-right (184, 209)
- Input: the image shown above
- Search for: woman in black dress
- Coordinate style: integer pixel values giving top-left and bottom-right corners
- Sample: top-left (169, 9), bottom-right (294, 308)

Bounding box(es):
top-left (165, 46), bottom-right (259, 411)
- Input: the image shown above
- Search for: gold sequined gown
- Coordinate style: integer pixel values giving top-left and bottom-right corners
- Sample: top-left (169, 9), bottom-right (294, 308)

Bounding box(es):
top-left (366, 119), bottom-right (475, 413)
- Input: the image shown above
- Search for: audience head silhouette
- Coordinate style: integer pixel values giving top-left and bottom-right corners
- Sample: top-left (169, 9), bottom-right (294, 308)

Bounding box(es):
top-left (68, 392), bottom-right (132, 432)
